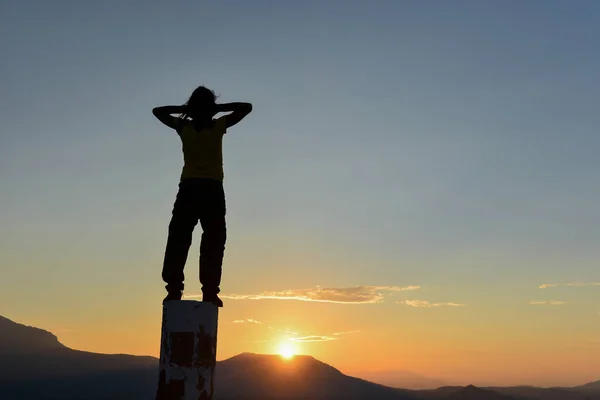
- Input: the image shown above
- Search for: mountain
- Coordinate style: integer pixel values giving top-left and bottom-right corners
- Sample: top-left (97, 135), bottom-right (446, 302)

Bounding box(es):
top-left (0, 315), bottom-right (157, 381)
top-left (419, 385), bottom-right (600, 400)
top-left (1, 315), bottom-right (598, 400)
top-left (0, 315), bottom-right (414, 400)
top-left (486, 386), bottom-right (597, 400)
top-left (410, 385), bottom-right (524, 400)
top-left (0, 315), bottom-right (158, 400)
top-left (214, 352), bottom-right (414, 399)
top-left (357, 369), bottom-right (446, 389)
top-left (573, 381), bottom-right (600, 393)
top-left (0, 315), bottom-right (66, 353)
top-left (446, 385), bottom-right (526, 400)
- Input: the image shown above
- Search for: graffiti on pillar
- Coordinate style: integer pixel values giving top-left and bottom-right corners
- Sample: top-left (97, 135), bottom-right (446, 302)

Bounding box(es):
top-left (172, 332), bottom-right (195, 367)
top-left (156, 370), bottom-right (186, 399)
top-left (156, 301), bottom-right (219, 400)
top-left (194, 325), bottom-right (216, 368)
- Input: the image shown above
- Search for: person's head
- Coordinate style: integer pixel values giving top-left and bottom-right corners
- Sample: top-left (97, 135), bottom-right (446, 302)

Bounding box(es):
top-left (184, 86), bottom-right (217, 120)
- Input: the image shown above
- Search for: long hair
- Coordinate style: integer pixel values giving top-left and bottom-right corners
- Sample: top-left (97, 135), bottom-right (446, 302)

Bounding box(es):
top-left (180, 86), bottom-right (218, 124)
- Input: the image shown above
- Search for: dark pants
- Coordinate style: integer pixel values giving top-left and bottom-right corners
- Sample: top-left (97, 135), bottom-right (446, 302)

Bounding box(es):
top-left (162, 178), bottom-right (226, 297)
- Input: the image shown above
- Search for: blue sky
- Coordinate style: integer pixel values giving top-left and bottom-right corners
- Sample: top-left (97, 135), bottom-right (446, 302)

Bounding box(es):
top-left (1, 0), bottom-right (599, 385)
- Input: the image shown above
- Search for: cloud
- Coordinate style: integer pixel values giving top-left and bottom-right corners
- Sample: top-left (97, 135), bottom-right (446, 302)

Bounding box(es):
top-left (332, 330), bottom-right (361, 336)
top-left (219, 285), bottom-right (420, 304)
top-left (233, 319), bottom-right (262, 324)
top-left (242, 322), bottom-right (361, 345)
top-left (529, 300), bottom-right (566, 305)
top-left (539, 282), bottom-right (600, 289)
top-left (268, 326), bottom-right (299, 335)
top-left (289, 335), bottom-right (338, 343)
top-left (398, 300), bottom-right (466, 308)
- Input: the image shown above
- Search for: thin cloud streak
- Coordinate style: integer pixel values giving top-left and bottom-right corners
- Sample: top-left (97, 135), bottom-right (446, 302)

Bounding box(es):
top-left (233, 319), bottom-right (262, 324)
top-left (247, 322), bottom-right (359, 344)
top-left (332, 330), bottom-right (361, 336)
top-left (539, 282), bottom-right (600, 289)
top-left (398, 300), bottom-right (466, 308)
top-left (529, 300), bottom-right (566, 305)
top-left (219, 285), bottom-right (420, 304)
top-left (268, 326), bottom-right (299, 335)
top-left (290, 335), bottom-right (338, 343)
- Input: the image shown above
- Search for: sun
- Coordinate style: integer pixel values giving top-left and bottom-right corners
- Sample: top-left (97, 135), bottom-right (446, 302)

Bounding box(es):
top-left (278, 343), bottom-right (296, 359)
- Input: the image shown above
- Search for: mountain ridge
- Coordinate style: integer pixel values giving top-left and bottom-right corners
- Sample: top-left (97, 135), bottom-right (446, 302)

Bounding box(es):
top-left (0, 315), bottom-right (66, 353)
top-left (0, 315), bottom-right (414, 399)
top-left (1, 315), bottom-right (598, 400)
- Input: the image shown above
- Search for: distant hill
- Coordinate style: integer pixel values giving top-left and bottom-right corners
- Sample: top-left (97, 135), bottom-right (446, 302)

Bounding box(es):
top-left (410, 385), bottom-right (524, 400)
top-left (446, 385), bottom-right (526, 400)
top-left (573, 381), bottom-right (600, 393)
top-left (0, 315), bottom-right (598, 400)
top-left (412, 384), bottom-right (600, 400)
top-left (357, 368), bottom-right (446, 390)
top-left (486, 386), bottom-right (596, 400)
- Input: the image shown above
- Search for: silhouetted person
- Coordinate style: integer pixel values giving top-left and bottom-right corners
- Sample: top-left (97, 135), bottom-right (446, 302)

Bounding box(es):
top-left (152, 86), bottom-right (252, 307)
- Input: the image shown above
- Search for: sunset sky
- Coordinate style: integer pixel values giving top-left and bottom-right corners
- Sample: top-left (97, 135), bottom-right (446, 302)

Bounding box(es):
top-left (1, 0), bottom-right (599, 388)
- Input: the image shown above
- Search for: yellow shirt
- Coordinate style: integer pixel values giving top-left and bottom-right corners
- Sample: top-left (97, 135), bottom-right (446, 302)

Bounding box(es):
top-left (175, 116), bottom-right (228, 182)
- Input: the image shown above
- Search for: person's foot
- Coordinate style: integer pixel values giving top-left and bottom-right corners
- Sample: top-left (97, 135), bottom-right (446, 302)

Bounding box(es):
top-left (163, 290), bottom-right (182, 304)
top-left (202, 294), bottom-right (223, 307)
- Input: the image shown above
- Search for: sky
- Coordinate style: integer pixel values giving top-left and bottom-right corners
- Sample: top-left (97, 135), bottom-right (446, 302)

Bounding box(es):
top-left (1, 0), bottom-right (600, 388)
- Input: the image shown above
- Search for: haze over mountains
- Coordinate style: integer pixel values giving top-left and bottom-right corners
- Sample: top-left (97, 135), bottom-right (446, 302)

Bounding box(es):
top-left (0, 316), bottom-right (598, 400)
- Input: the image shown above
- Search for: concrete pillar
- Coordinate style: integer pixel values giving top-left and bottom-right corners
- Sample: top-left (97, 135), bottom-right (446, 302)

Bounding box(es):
top-left (155, 300), bottom-right (219, 400)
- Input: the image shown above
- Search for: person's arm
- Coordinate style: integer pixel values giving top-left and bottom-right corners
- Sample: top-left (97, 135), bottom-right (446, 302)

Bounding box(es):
top-left (216, 102), bottom-right (253, 128)
top-left (152, 105), bottom-right (186, 130)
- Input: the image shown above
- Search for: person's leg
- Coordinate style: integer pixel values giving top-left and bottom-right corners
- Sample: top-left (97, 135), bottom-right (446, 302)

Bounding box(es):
top-left (198, 180), bottom-right (227, 306)
top-left (162, 180), bottom-right (200, 300)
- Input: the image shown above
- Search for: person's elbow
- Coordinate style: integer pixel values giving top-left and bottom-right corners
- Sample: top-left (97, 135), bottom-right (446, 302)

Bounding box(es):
top-left (243, 103), bottom-right (253, 114)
